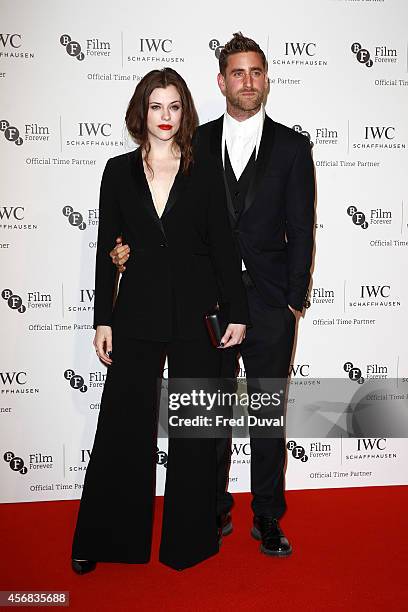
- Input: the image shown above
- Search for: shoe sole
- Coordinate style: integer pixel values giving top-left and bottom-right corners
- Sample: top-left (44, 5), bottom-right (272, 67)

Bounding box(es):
top-left (251, 527), bottom-right (292, 557)
top-left (71, 562), bottom-right (97, 575)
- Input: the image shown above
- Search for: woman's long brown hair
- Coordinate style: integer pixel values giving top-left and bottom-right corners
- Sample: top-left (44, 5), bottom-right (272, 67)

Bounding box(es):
top-left (125, 68), bottom-right (198, 174)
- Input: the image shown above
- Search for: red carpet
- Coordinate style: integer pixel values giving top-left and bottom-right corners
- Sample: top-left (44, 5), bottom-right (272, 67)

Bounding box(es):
top-left (1, 487), bottom-right (407, 611)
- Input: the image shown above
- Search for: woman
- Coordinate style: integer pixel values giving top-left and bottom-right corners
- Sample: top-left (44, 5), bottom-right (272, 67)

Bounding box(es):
top-left (71, 68), bottom-right (249, 572)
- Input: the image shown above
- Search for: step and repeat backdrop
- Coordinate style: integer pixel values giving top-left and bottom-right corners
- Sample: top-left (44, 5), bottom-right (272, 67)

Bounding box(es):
top-left (1, 0), bottom-right (408, 503)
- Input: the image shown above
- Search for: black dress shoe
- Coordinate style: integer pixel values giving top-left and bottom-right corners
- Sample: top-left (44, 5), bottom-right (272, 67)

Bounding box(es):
top-left (218, 512), bottom-right (233, 536)
top-left (251, 516), bottom-right (292, 556)
top-left (71, 559), bottom-right (97, 575)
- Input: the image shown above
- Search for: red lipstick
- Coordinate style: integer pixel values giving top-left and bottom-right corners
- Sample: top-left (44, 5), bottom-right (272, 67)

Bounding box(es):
top-left (158, 124), bottom-right (172, 130)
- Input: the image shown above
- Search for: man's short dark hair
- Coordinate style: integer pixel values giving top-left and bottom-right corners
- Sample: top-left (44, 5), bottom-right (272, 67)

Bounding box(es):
top-left (218, 32), bottom-right (267, 75)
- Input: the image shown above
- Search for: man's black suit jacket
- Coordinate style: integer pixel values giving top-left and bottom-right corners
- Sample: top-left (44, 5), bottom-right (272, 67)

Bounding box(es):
top-left (93, 148), bottom-right (250, 341)
top-left (194, 114), bottom-right (315, 311)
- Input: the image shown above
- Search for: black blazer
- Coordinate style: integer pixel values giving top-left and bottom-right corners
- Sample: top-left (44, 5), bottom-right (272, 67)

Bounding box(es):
top-left (93, 148), bottom-right (250, 341)
top-left (194, 115), bottom-right (315, 311)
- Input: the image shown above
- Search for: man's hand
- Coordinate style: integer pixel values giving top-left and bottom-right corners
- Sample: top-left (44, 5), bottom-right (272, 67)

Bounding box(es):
top-left (220, 324), bottom-right (246, 348)
top-left (93, 326), bottom-right (113, 366)
top-left (109, 236), bottom-right (130, 273)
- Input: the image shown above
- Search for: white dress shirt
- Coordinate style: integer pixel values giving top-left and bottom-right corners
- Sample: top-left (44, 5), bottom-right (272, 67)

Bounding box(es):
top-left (222, 106), bottom-right (265, 180)
top-left (222, 107), bottom-right (265, 270)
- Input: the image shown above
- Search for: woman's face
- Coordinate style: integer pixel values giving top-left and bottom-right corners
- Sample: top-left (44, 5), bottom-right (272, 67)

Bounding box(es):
top-left (147, 85), bottom-right (182, 143)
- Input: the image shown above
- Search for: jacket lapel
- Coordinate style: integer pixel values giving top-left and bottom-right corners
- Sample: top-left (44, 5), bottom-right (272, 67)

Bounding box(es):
top-left (222, 168), bottom-right (237, 222)
top-left (129, 148), bottom-right (185, 229)
top-left (209, 114), bottom-right (277, 220)
top-left (209, 116), bottom-right (224, 168)
top-left (210, 116), bottom-right (237, 221)
top-left (161, 166), bottom-right (186, 218)
top-left (129, 148), bottom-right (163, 230)
top-left (242, 115), bottom-right (276, 216)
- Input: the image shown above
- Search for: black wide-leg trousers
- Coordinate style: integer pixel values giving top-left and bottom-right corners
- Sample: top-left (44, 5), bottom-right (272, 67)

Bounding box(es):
top-left (217, 285), bottom-right (296, 518)
top-left (72, 333), bottom-right (221, 570)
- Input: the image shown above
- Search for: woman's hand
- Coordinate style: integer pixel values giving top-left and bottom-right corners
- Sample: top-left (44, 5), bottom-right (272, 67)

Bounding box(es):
top-left (109, 236), bottom-right (130, 273)
top-left (93, 326), bottom-right (113, 365)
top-left (220, 324), bottom-right (246, 348)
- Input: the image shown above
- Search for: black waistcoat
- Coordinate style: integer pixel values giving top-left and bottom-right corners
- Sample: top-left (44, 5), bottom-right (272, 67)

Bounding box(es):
top-left (224, 145), bottom-right (256, 221)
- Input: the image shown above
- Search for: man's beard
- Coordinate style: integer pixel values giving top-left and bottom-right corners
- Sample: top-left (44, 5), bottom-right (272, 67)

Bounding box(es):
top-left (226, 88), bottom-right (265, 112)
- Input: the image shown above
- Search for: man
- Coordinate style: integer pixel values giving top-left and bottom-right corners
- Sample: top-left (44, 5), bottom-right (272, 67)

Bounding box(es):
top-left (111, 33), bottom-right (315, 556)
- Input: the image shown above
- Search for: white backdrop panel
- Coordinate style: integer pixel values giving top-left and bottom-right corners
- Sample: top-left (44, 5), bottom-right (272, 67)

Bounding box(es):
top-left (1, 0), bottom-right (407, 502)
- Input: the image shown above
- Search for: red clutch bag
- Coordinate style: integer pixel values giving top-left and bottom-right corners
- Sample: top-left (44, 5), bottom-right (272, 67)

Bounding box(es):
top-left (204, 306), bottom-right (227, 348)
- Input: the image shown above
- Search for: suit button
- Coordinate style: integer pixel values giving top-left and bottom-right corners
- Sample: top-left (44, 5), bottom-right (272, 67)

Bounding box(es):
top-left (160, 243), bottom-right (167, 247)
top-left (234, 191), bottom-right (240, 197)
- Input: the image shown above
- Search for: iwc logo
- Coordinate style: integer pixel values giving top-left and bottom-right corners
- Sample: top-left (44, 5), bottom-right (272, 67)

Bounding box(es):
top-left (0, 34), bottom-right (34, 59)
top-left (127, 36), bottom-right (183, 64)
top-left (272, 41), bottom-right (328, 67)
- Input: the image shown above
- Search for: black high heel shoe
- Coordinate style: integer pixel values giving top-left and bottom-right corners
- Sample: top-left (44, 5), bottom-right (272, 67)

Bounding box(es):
top-left (71, 559), bottom-right (97, 575)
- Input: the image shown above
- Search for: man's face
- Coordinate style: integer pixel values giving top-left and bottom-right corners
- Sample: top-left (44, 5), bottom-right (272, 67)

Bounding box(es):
top-left (217, 51), bottom-right (268, 114)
